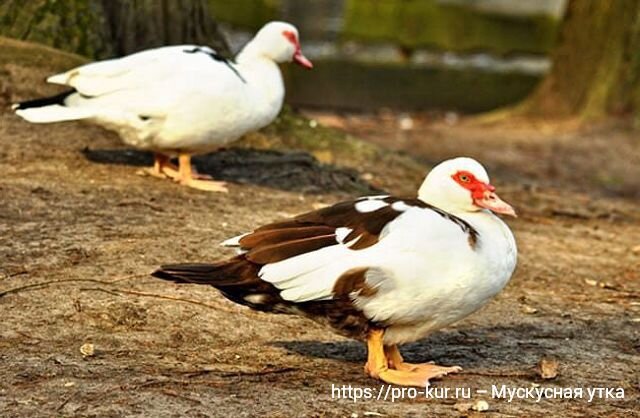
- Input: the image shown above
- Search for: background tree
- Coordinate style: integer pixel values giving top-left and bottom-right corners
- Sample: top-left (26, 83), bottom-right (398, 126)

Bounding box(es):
top-left (0, 0), bottom-right (229, 59)
top-left (520, 0), bottom-right (640, 121)
top-left (99, 0), bottom-right (229, 57)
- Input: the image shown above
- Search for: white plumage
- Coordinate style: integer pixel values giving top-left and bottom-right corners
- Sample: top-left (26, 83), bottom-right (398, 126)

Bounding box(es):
top-left (225, 157), bottom-right (518, 345)
top-left (245, 199), bottom-right (516, 343)
top-left (155, 156), bottom-right (517, 386)
top-left (13, 21), bottom-right (312, 191)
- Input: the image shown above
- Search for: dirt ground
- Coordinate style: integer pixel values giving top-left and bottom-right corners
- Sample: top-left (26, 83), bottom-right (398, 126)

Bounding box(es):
top-left (1, 98), bottom-right (639, 417)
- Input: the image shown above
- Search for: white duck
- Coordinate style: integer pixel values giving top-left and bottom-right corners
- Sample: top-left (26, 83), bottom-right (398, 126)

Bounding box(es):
top-left (152, 157), bottom-right (517, 386)
top-left (13, 21), bottom-right (312, 192)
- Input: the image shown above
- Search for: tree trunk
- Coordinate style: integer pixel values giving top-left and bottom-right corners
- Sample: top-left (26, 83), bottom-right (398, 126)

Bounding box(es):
top-left (522, 0), bottom-right (640, 120)
top-left (0, 0), bottom-right (229, 59)
top-left (99, 0), bottom-right (229, 57)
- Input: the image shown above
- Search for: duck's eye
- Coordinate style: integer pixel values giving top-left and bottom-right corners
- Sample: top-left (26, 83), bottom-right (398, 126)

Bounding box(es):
top-left (459, 174), bottom-right (470, 182)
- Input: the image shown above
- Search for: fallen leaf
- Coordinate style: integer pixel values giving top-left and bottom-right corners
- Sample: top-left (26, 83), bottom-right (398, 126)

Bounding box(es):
top-left (80, 343), bottom-right (95, 357)
top-left (472, 400), bottom-right (490, 412)
top-left (584, 279), bottom-right (598, 287)
top-left (598, 281), bottom-right (618, 290)
top-left (537, 357), bottom-right (559, 379)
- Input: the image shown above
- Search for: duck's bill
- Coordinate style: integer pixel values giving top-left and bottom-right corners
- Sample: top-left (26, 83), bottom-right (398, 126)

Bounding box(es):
top-left (293, 51), bottom-right (313, 69)
top-left (474, 192), bottom-right (517, 217)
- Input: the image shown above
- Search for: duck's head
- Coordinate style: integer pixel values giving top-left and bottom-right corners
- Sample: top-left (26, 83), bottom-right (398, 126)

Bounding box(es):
top-left (248, 21), bottom-right (313, 69)
top-left (418, 157), bottom-right (516, 217)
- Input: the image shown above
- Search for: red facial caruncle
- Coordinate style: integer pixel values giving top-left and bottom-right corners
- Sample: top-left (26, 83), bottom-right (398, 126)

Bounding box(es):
top-left (282, 30), bottom-right (313, 69)
top-left (452, 170), bottom-right (516, 217)
top-left (452, 170), bottom-right (492, 199)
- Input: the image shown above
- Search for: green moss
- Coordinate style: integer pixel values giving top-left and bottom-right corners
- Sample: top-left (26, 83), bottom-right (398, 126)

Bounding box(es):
top-left (239, 106), bottom-right (378, 163)
top-left (208, 0), bottom-right (279, 30)
top-left (0, 0), bottom-right (108, 58)
top-left (343, 0), bottom-right (559, 55)
top-left (236, 107), bottom-right (425, 192)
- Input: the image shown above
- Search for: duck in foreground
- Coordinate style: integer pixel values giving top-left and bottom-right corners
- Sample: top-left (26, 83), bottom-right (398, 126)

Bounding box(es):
top-left (13, 21), bottom-right (312, 192)
top-left (152, 157), bottom-right (517, 386)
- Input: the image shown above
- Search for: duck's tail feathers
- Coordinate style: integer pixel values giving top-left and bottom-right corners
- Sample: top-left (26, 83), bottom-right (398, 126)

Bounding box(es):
top-left (152, 259), bottom-right (259, 286)
top-left (12, 89), bottom-right (93, 123)
top-left (151, 258), bottom-right (291, 313)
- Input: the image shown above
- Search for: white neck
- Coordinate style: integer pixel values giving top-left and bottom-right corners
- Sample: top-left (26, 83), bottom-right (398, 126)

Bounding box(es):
top-left (235, 41), bottom-right (263, 64)
top-left (234, 51), bottom-right (285, 121)
top-left (419, 195), bottom-right (471, 218)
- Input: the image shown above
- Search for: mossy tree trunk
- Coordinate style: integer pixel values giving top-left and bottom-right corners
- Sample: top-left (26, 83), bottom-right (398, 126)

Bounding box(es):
top-left (0, 0), bottom-right (229, 58)
top-left (521, 0), bottom-right (640, 120)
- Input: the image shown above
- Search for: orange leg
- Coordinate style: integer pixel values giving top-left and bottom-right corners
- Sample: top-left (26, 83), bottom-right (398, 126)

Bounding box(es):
top-left (139, 153), bottom-right (179, 179)
top-left (364, 329), bottom-right (461, 387)
top-left (176, 153), bottom-right (228, 192)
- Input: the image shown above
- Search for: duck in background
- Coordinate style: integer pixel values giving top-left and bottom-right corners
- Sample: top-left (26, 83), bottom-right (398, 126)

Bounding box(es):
top-left (13, 21), bottom-right (312, 192)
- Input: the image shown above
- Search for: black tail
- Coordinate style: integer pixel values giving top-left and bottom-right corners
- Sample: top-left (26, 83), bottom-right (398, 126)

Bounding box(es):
top-left (152, 258), bottom-right (289, 313)
top-left (152, 263), bottom-right (223, 284)
top-left (12, 89), bottom-right (77, 111)
top-left (152, 258), bottom-right (261, 286)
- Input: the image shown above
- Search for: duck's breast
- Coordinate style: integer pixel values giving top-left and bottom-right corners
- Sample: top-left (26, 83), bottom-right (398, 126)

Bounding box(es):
top-left (353, 210), bottom-right (516, 344)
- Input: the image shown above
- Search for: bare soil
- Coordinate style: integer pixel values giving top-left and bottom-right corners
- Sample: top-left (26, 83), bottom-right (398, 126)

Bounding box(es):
top-left (1, 41), bottom-right (639, 416)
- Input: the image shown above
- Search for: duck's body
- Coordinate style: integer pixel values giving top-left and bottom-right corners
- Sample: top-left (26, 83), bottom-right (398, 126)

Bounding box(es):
top-left (355, 206), bottom-right (516, 345)
top-left (153, 157), bottom-right (518, 386)
top-left (21, 45), bottom-right (286, 154)
top-left (13, 22), bottom-right (312, 191)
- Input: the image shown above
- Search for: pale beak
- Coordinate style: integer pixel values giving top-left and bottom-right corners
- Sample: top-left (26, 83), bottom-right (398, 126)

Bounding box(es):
top-left (293, 50), bottom-right (313, 69)
top-left (474, 191), bottom-right (517, 217)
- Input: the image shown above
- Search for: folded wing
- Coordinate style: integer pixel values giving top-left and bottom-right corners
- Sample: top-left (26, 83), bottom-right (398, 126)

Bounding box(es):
top-left (14, 46), bottom-right (243, 124)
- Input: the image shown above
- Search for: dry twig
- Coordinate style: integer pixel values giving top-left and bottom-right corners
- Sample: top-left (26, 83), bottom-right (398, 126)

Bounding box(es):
top-left (0, 278), bottom-right (127, 298)
top-left (80, 286), bottom-right (241, 314)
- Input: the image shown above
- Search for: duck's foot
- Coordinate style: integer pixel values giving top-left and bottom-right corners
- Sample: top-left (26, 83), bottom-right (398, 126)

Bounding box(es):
top-left (137, 153), bottom-right (180, 179)
top-left (179, 178), bottom-right (228, 192)
top-left (176, 153), bottom-right (228, 192)
top-left (138, 166), bottom-right (180, 180)
top-left (364, 330), bottom-right (461, 387)
top-left (190, 167), bottom-right (213, 180)
top-left (365, 364), bottom-right (457, 387)
top-left (384, 344), bottom-right (462, 376)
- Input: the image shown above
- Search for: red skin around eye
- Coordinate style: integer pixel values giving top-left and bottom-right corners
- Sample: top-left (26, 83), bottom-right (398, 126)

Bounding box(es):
top-left (451, 170), bottom-right (494, 200)
top-left (282, 30), bottom-right (299, 49)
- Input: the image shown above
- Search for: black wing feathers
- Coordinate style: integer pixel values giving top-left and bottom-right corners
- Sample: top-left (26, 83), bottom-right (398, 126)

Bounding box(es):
top-left (183, 46), bottom-right (246, 83)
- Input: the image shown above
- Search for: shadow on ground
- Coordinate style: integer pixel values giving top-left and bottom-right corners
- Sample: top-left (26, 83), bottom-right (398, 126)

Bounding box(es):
top-left (82, 147), bottom-right (380, 194)
top-left (272, 323), bottom-right (569, 368)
